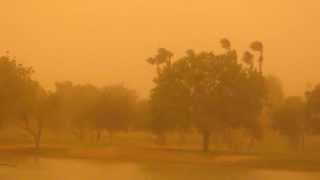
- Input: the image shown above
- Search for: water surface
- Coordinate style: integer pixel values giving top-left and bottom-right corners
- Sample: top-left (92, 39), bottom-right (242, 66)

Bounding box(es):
top-left (0, 158), bottom-right (319, 180)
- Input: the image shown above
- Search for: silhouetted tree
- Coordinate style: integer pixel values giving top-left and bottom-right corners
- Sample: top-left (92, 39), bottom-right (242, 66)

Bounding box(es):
top-left (18, 87), bottom-right (54, 150)
top-left (220, 38), bottom-right (231, 51)
top-left (242, 51), bottom-right (254, 70)
top-left (0, 54), bottom-right (52, 150)
top-left (305, 84), bottom-right (320, 134)
top-left (91, 85), bottom-right (137, 141)
top-left (0, 55), bottom-right (34, 128)
top-left (131, 99), bottom-right (152, 131)
top-left (149, 71), bottom-right (186, 144)
top-left (52, 82), bottom-right (99, 140)
top-left (147, 48), bottom-right (173, 75)
top-left (265, 76), bottom-right (285, 110)
top-left (272, 96), bottom-right (306, 150)
top-left (250, 41), bottom-right (264, 74)
top-left (147, 40), bottom-right (266, 152)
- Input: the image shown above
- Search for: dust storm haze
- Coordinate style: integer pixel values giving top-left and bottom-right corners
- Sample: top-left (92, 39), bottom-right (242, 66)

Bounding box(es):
top-left (2, 1), bottom-right (320, 180)
top-left (1, 0), bottom-right (319, 96)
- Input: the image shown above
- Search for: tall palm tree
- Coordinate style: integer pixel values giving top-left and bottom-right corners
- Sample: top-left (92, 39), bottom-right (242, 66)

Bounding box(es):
top-left (146, 57), bottom-right (161, 75)
top-left (157, 48), bottom-right (173, 67)
top-left (250, 41), bottom-right (264, 74)
top-left (186, 49), bottom-right (195, 58)
top-left (146, 48), bottom-right (173, 75)
top-left (242, 51), bottom-right (254, 70)
top-left (220, 38), bottom-right (231, 51)
top-left (220, 38), bottom-right (238, 62)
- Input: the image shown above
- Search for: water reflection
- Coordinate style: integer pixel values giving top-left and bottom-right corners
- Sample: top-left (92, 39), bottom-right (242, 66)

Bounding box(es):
top-left (0, 158), bottom-right (319, 180)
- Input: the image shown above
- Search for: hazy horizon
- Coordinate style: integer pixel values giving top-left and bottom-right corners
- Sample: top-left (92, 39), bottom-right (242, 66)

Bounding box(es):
top-left (1, 0), bottom-right (320, 97)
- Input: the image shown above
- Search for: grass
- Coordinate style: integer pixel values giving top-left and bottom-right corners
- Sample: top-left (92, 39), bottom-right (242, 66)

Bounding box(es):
top-left (1, 144), bottom-right (320, 172)
top-left (1, 132), bottom-right (320, 171)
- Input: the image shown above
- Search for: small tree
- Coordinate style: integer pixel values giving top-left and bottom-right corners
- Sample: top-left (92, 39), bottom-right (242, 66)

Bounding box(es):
top-left (18, 86), bottom-right (52, 150)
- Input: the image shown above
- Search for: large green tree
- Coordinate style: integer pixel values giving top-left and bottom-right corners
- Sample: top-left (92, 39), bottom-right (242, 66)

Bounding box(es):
top-left (0, 54), bottom-right (51, 149)
top-left (147, 40), bottom-right (266, 152)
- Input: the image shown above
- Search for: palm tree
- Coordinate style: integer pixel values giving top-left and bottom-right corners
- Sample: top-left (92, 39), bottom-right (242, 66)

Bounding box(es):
top-left (220, 38), bottom-right (238, 62)
top-left (250, 41), bottom-right (264, 74)
top-left (186, 49), bottom-right (195, 58)
top-left (157, 48), bottom-right (173, 67)
top-left (146, 57), bottom-right (160, 75)
top-left (242, 51), bottom-right (254, 70)
top-left (146, 48), bottom-right (173, 75)
top-left (220, 38), bottom-right (231, 51)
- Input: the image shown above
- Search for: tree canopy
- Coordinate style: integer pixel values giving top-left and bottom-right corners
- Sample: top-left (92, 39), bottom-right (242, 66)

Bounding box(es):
top-left (147, 40), bottom-right (266, 151)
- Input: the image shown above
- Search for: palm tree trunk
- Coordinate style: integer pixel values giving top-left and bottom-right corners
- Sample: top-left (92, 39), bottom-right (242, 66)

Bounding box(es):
top-left (202, 130), bottom-right (211, 152)
top-left (156, 64), bottom-right (161, 76)
top-left (97, 130), bottom-right (102, 141)
top-left (259, 51), bottom-right (264, 75)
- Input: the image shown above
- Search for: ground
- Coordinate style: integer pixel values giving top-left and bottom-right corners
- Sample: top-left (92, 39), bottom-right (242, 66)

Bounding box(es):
top-left (1, 132), bottom-right (320, 171)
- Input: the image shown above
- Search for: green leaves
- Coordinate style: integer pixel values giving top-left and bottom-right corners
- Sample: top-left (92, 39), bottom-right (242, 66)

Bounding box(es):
top-left (147, 40), bottom-right (267, 148)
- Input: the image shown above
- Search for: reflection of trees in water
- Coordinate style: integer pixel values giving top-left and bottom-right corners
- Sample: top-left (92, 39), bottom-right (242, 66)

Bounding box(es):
top-left (0, 163), bottom-right (16, 167)
top-left (1, 158), bottom-right (320, 180)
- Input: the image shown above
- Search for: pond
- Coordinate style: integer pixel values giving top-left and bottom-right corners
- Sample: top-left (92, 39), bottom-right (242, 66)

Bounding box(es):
top-left (0, 157), bottom-right (319, 180)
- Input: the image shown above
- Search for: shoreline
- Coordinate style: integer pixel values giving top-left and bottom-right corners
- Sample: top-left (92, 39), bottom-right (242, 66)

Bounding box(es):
top-left (1, 145), bottom-right (320, 172)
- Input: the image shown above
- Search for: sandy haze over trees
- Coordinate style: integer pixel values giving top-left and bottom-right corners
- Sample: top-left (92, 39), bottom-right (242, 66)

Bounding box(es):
top-left (1, 0), bottom-right (320, 97)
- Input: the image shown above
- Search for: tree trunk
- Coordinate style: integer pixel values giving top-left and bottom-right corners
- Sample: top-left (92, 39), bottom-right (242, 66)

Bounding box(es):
top-left (226, 128), bottom-right (234, 151)
top-left (157, 133), bottom-right (166, 145)
top-left (78, 120), bottom-right (86, 141)
top-left (109, 130), bottom-right (113, 139)
top-left (21, 115), bottom-right (42, 151)
top-left (156, 64), bottom-right (161, 76)
top-left (34, 136), bottom-right (40, 150)
top-left (108, 130), bottom-right (114, 144)
top-left (79, 129), bottom-right (84, 141)
top-left (259, 51), bottom-right (264, 75)
top-left (179, 132), bottom-right (186, 143)
top-left (248, 137), bottom-right (256, 152)
top-left (34, 119), bottom-right (43, 151)
top-left (202, 131), bottom-right (211, 152)
top-left (96, 130), bottom-right (102, 141)
top-left (299, 132), bottom-right (305, 152)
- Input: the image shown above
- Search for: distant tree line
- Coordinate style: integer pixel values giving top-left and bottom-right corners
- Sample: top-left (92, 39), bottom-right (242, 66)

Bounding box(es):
top-left (0, 39), bottom-right (320, 152)
top-left (271, 84), bottom-right (320, 151)
top-left (0, 55), bottom-right (138, 149)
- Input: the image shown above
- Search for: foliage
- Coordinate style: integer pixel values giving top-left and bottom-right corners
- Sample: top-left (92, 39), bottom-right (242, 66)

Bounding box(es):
top-left (91, 85), bottom-right (137, 138)
top-left (147, 39), bottom-right (266, 151)
top-left (271, 96), bottom-right (306, 149)
top-left (306, 84), bottom-right (320, 134)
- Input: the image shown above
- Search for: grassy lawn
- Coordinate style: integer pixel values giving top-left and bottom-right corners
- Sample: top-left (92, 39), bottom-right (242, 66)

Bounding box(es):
top-left (1, 142), bottom-right (320, 172)
top-left (1, 132), bottom-right (320, 171)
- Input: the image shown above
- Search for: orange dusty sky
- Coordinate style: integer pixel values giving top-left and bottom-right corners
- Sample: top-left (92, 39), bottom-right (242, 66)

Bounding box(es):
top-left (1, 0), bottom-right (320, 97)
